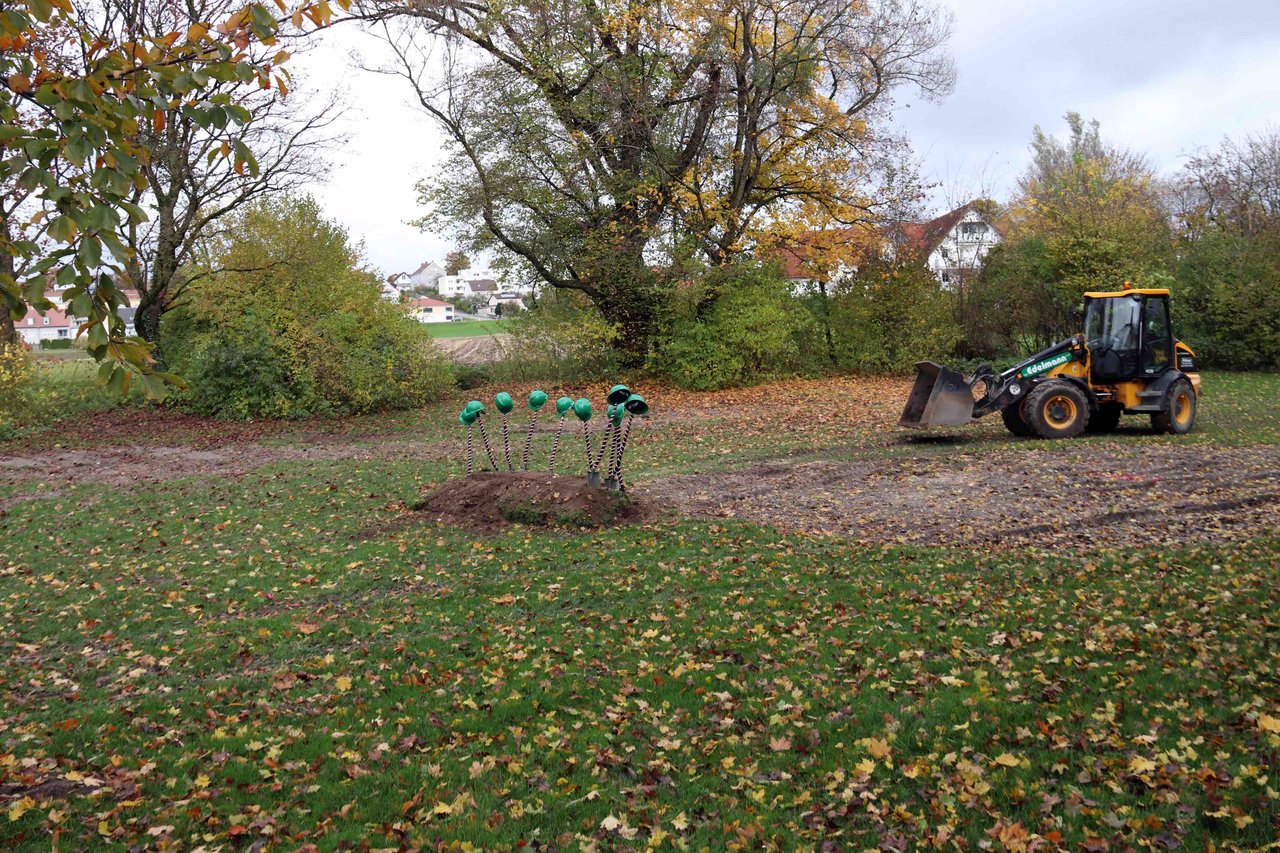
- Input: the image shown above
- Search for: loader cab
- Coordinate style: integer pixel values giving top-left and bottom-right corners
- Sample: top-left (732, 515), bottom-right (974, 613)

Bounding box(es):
top-left (1083, 289), bottom-right (1174, 383)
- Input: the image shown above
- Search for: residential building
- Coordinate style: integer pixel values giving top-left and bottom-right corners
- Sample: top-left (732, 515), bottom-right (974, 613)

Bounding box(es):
top-left (483, 291), bottom-right (526, 316)
top-left (892, 202), bottom-right (1005, 288)
top-left (405, 260), bottom-right (445, 290)
top-left (15, 305), bottom-right (75, 345)
top-left (407, 296), bottom-right (455, 323)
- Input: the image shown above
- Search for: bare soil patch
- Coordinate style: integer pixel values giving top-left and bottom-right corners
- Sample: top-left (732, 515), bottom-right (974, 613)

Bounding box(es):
top-left (434, 334), bottom-right (512, 365)
top-left (640, 443), bottom-right (1280, 550)
top-left (0, 438), bottom-right (457, 493)
top-left (410, 471), bottom-right (637, 530)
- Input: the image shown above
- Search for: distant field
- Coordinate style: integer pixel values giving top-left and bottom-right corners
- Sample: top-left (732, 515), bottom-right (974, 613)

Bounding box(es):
top-left (425, 319), bottom-right (509, 338)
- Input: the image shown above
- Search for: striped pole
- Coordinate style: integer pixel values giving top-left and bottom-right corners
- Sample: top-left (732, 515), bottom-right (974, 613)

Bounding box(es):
top-left (594, 406), bottom-right (615, 474)
top-left (549, 414), bottom-right (567, 473)
top-left (499, 412), bottom-right (513, 470)
top-left (466, 423), bottom-right (474, 476)
top-left (476, 416), bottom-right (500, 471)
top-left (611, 394), bottom-right (648, 490)
top-left (607, 408), bottom-right (625, 479)
top-left (610, 415), bottom-right (635, 488)
top-left (522, 409), bottom-right (538, 470)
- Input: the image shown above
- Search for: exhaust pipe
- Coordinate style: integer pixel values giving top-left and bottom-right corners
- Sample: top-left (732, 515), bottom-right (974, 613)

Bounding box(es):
top-left (899, 362), bottom-right (976, 429)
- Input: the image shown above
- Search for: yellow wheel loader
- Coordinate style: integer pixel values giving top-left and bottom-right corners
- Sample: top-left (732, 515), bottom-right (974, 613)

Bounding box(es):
top-left (900, 287), bottom-right (1201, 439)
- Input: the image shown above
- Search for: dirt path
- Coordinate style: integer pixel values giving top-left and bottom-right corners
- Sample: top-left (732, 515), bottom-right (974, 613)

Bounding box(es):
top-left (640, 443), bottom-right (1280, 549)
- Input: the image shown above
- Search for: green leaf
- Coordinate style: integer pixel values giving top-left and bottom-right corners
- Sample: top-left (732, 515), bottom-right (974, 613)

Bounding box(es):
top-left (78, 236), bottom-right (102, 269)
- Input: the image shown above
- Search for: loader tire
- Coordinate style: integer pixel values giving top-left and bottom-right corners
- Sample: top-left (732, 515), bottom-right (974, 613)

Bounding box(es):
top-left (1025, 381), bottom-right (1090, 439)
top-left (1151, 378), bottom-right (1196, 435)
top-left (1001, 400), bottom-right (1035, 437)
top-left (1086, 403), bottom-right (1123, 434)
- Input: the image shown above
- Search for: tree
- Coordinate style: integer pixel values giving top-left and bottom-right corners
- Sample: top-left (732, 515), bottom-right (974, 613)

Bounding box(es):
top-left (1011, 112), bottom-right (1170, 291)
top-left (100, 0), bottom-right (343, 356)
top-left (1168, 129), bottom-right (1280, 369)
top-left (1173, 128), bottom-right (1280, 239)
top-left (163, 194), bottom-right (454, 418)
top-left (444, 250), bottom-right (469, 276)
top-left (977, 113), bottom-right (1172, 351)
top-left (0, 0), bottom-right (335, 388)
top-left (359, 0), bottom-right (953, 362)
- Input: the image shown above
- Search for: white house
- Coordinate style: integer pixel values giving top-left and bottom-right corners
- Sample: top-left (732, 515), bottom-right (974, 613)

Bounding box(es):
top-left (776, 202), bottom-right (1004, 291)
top-left (15, 305), bottom-right (75, 345)
top-left (405, 260), bottom-right (445, 290)
top-left (407, 296), bottom-right (455, 323)
top-left (483, 291), bottom-right (526, 316)
top-left (911, 203), bottom-right (1004, 288)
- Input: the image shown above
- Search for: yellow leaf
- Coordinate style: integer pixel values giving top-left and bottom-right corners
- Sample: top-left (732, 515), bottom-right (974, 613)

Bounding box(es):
top-left (993, 752), bottom-right (1020, 768)
top-left (1128, 755), bottom-right (1157, 774)
top-left (433, 802), bottom-right (453, 816)
top-left (7, 796), bottom-right (35, 822)
top-left (1259, 714), bottom-right (1280, 734)
top-left (867, 737), bottom-right (891, 760)
top-left (335, 676), bottom-right (352, 692)
top-left (672, 812), bottom-right (689, 831)
top-left (601, 815), bottom-right (621, 831)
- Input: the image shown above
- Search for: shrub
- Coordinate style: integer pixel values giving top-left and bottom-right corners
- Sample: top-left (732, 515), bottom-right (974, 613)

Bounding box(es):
top-left (655, 261), bottom-right (813, 390)
top-left (1172, 229), bottom-right (1280, 370)
top-left (491, 290), bottom-right (619, 384)
top-left (0, 342), bottom-right (36, 431)
top-left (820, 257), bottom-right (962, 373)
top-left (39, 338), bottom-right (73, 351)
top-left (163, 196), bottom-right (454, 419)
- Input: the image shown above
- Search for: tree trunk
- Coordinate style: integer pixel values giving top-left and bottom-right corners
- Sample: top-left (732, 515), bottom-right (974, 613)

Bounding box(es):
top-left (1, 216), bottom-right (17, 347)
top-left (580, 235), bottom-right (661, 368)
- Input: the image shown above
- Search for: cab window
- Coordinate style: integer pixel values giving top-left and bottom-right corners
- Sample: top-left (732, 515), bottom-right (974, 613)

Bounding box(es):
top-left (1141, 297), bottom-right (1171, 374)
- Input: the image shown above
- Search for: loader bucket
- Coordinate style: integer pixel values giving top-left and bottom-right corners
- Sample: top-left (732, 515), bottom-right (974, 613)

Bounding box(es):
top-left (899, 362), bottom-right (976, 429)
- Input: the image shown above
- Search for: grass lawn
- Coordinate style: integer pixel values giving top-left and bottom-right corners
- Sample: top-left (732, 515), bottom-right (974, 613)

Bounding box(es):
top-left (1, 372), bottom-right (1278, 849)
top-left (426, 320), bottom-right (510, 339)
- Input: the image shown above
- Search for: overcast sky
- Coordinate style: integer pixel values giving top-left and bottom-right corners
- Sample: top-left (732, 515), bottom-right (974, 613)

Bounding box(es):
top-left (293, 0), bottom-right (1280, 277)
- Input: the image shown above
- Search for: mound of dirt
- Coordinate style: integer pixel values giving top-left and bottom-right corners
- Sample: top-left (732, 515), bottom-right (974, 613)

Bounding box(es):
top-left (411, 471), bottom-right (637, 529)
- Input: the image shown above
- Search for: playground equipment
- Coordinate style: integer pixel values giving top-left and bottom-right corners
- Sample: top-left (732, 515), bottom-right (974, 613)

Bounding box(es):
top-left (606, 393), bottom-right (647, 490)
top-left (459, 408), bottom-right (478, 476)
top-left (466, 400), bottom-right (499, 470)
top-left (494, 392), bottom-right (515, 469)
top-left (573, 397), bottom-right (597, 486)
top-left (523, 390), bottom-right (548, 470)
top-left (458, 386), bottom-right (651, 489)
top-left (549, 396), bottom-right (573, 474)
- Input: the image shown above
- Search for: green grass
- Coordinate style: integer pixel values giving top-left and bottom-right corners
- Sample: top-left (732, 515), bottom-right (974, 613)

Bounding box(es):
top-left (426, 320), bottom-right (510, 338)
top-left (1, 372), bottom-right (1278, 849)
top-left (1, 356), bottom-right (142, 441)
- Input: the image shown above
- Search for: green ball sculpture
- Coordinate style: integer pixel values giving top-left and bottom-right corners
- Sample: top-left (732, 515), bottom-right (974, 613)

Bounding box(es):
top-left (573, 398), bottom-right (593, 421)
top-left (528, 390), bottom-right (548, 410)
top-left (555, 396), bottom-right (574, 416)
top-left (494, 392), bottom-right (515, 414)
top-left (465, 399), bottom-right (484, 414)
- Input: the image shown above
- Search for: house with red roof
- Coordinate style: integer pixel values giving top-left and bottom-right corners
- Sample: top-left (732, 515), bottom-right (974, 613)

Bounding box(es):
top-left (776, 202), bottom-right (1006, 291)
top-left (15, 305), bottom-right (75, 345)
top-left (406, 296), bottom-right (455, 324)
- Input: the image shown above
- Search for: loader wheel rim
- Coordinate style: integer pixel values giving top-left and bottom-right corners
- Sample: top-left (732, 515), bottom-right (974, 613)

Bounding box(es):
top-left (1043, 395), bottom-right (1078, 428)
top-left (1173, 390), bottom-right (1193, 426)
